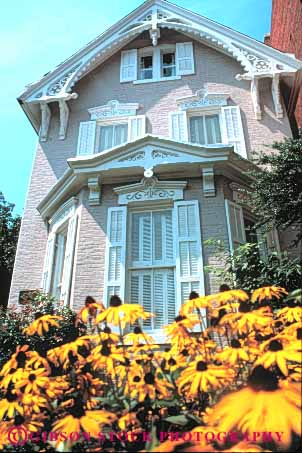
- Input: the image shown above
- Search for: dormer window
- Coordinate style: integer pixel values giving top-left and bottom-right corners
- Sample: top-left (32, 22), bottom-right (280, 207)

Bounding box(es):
top-left (97, 122), bottom-right (128, 152)
top-left (120, 42), bottom-right (194, 84)
top-left (189, 114), bottom-right (222, 145)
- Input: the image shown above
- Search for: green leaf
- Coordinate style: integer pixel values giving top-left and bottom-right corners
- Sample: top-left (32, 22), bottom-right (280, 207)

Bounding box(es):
top-left (164, 415), bottom-right (190, 426)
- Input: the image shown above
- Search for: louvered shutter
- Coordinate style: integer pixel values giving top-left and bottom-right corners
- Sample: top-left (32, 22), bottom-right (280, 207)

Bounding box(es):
top-left (225, 200), bottom-right (246, 253)
top-left (174, 201), bottom-right (204, 310)
top-left (221, 106), bottom-right (247, 158)
top-left (130, 271), bottom-right (152, 328)
top-left (153, 211), bottom-right (174, 264)
top-left (51, 234), bottom-right (66, 299)
top-left (42, 232), bottom-right (56, 293)
top-left (169, 111), bottom-right (188, 142)
top-left (131, 212), bottom-right (152, 266)
top-left (176, 42), bottom-right (195, 75)
top-left (257, 227), bottom-right (280, 258)
top-left (128, 115), bottom-right (146, 141)
top-left (60, 214), bottom-right (78, 305)
top-left (120, 49), bottom-right (138, 82)
top-left (104, 207), bottom-right (127, 305)
top-left (77, 121), bottom-right (96, 156)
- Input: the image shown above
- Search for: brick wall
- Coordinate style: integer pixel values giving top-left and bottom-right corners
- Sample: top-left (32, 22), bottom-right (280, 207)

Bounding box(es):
top-left (268, 0), bottom-right (302, 127)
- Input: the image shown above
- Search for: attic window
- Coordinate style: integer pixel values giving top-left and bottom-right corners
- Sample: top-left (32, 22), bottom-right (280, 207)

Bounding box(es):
top-left (120, 42), bottom-right (194, 84)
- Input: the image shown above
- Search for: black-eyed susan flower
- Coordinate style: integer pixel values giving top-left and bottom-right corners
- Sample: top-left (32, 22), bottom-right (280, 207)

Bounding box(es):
top-left (22, 394), bottom-right (49, 415)
top-left (251, 286), bottom-right (288, 303)
top-left (77, 302), bottom-right (105, 323)
top-left (207, 366), bottom-right (301, 449)
top-left (14, 368), bottom-right (49, 394)
top-left (23, 314), bottom-right (63, 336)
top-left (124, 326), bottom-right (154, 346)
top-left (276, 305), bottom-right (302, 323)
top-left (208, 289), bottom-right (249, 306)
top-left (95, 295), bottom-right (152, 328)
top-left (216, 339), bottom-right (249, 366)
top-left (47, 336), bottom-right (92, 369)
top-left (88, 343), bottom-right (125, 374)
top-left (128, 371), bottom-right (173, 402)
top-left (0, 390), bottom-right (23, 419)
top-left (220, 305), bottom-right (273, 335)
top-left (177, 357), bottom-right (235, 396)
top-left (180, 295), bottom-right (212, 316)
top-left (253, 338), bottom-right (301, 376)
top-left (52, 404), bottom-right (116, 438)
top-left (0, 346), bottom-right (30, 375)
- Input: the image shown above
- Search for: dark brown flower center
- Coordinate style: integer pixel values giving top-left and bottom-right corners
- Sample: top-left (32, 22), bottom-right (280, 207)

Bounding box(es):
top-left (16, 351), bottom-right (27, 368)
top-left (297, 328), bottom-right (302, 340)
top-left (133, 376), bottom-right (141, 382)
top-left (248, 366), bottom-right (278, 391)
top-left (181, 349), bottom-right (189, 357)
top-left (14, 415), bottom-right (25, 426)
top-left (196, 361), bottom-right (207, 372)
top-left (29, 373), bottom-right (36, 382)
top-left (109, 295), bottom-right (122, 307)
top-left (239, 302), bottom-right (251, 313)
top-left (189, 291), bottom-right (199, 300)
top-left (268, 340), bottom-right (283, 351)
top-left (230, 339), bottom-right (241, 349)
top-left (168, 358), bottom-right (176, 366)
top-left (6, 390), bottom-right (17, 402)
top-left (103, 326), bottom-right (111, 334)
top-left (175, 315), bottom-right (186, 323)
top-left (100, 345), bottom-right (111, 356)
top-left (144, 373), bottom-right (155, 385)
top-left (133, 326), bottom-right (142, 334)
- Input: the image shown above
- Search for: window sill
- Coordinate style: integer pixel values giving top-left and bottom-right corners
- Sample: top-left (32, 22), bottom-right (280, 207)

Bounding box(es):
top-left (133, 76), bottom-right (181, 85)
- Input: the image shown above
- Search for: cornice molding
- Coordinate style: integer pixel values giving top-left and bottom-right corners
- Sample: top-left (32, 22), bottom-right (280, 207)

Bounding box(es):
top-left (88, 100), bottom-right (140, 120)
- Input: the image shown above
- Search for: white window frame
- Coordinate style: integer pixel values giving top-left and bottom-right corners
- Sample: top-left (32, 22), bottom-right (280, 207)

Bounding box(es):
top-left (95, 117), bottom-right (129, 153)
top-left (225, 199), bottom-right (246, 253)
top-left (134, 45), bottom-right (181, 84)
top-left (126, 204), bottom-right (177, 336)
top-left (187, 108), bottom-right (224, 145)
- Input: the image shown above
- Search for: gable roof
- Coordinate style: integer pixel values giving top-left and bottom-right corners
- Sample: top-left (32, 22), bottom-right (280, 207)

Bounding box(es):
top-left (20, 0), bottom-right (301, 105)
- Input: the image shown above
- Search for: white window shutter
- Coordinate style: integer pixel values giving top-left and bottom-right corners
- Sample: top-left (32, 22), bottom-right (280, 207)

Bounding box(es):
top-left (257, 227), bottom-right (280, 258)
top-left (104, 207), bottom-right (127, 305)
top-left (174, 201), bottom-right (204, 312)
top-left (42, 232), bottom-right (56, 293)
top-left (221, 106), bottom-right (247, 158)
top-left (225, 200), bottom-right (246, 253)
top-left (176, 42), bottom-right (195, 75)
top-left (169, 111), bottom-right (188, 142)
top-left (128, 115), bottom-right (146, 141)
top-left (120, 49), bottom-right (138, 82)
top-left (77, 121), bottom-right (96, 156)
top-left (51, 234), bottom-right (66, 299)
top-left (60, 214), bottom-right (78, 305)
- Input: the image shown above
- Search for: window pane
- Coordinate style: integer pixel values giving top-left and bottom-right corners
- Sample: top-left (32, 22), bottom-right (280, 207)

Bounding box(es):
top-left (189, 117), bottom-right (205, 144)
top-left (205, 115), bottom-right (221, 144)
top-left (99, 126), bottom-right (113, 151)
top-left (162, 52), bottom-right (176, 77)
top-left (114, 124), bottom-right (128, 147)
top-left (140, 55), bottom-right (153, 79)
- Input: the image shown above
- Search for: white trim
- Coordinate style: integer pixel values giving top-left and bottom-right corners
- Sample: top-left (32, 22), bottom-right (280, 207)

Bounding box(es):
top-left (133, 75), bottom-right (181, 84)
top-left (225, 199), bottom-right (246, 253)
top-left (49, 197), bottom-right (78, 232)
top-left (103, 206), bottom-right (127, 306)
top-left (88, 100), bottom-right (140, 120)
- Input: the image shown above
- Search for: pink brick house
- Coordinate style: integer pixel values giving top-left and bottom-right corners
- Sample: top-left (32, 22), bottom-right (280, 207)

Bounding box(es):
top-left (9, 0), bottom-right (301, 332)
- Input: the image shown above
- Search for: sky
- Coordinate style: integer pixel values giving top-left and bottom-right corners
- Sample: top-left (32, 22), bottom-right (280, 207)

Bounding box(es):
top-left (0, 0), bottom-right (272, 215)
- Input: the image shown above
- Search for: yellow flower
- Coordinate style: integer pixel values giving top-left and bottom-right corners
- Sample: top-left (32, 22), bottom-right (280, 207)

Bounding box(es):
top-left (88, 343), bottom-right (125, 374)
top-left (118, 412), bottom-right (140, 431)
top-left (127, 371), bottom-right (173, 402)
top-left (276, 305), bottom-right (302, 323)
top-left (53, 408), bottom-right (116, 438)
top-left (124, 326), bottom-right (154, 346)
top-left (0, 346), bottom-right (31, 375)
top-left (95, 296), bottom-right (152, 328)
top-left (77, 302), bottom-right (105, 323)
top-left (180, 295), bottom-right (212, 316)
top-left (177, 357), bottom-right (235, 396)
top-left (220, 306), bottom-right (273, 335)
top-left (23, 315), bottom-right (63, 336)
top-left (208, 289), bottom-right (249, 306)
top-left (253, 338), bottom-right (301, 376)
top-left (0, 396), bottom-right (23, 420)
top-left (251, 286), bottom-right (288, 303)
top-left (216, 339), bottom-right (249, 366)
top-left (14, 368), bottom-right (49, 394)
top-left (47, 336), bottom-right (92, 369)
top-left (207, 366), bottom-right (301, 449)
top-left (22, 394), bottom-right (49, 415)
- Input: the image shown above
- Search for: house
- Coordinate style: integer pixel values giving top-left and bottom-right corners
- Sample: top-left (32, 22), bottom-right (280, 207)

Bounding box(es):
top-left (265, 0), bottom-right (302, 133)
top-left (9, 0), bottom-right (301, 333)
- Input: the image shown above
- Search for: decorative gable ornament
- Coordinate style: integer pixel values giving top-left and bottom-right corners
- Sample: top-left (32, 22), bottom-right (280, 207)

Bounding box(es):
top-left (88, 100), bottom-right (140, 120)
top-left (19, 0), bottom-right (301, 139)
top-left (177, 89), bottom-right (229, 110)
top-left (114, 176), bottom-right (187, 204)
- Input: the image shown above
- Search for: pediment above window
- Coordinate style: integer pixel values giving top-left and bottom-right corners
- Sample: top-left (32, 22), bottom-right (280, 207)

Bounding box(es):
top-left (114, 176), bottom-right (187, 204)
top-left (176, 89), bottom-right (230, 111)
top-left (88, 100), bottom-right (140, 120)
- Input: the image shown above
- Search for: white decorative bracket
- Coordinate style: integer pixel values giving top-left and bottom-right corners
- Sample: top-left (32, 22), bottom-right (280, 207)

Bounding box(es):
top-left (58, 100), bottom-right (69, 140)
top-left (88, 100), bottom-right (140, 120)
top-left (40, 103), bottom-right (51, 142)
top-left (201, 166), bottom-right (215, 197)
top-left (177, 88), bottom-right (229, 111)
top-left (114, 176), bottom-right (187, 204)
top-left (149, 28), bottom-right (160, 46)
top-left (250, 77), bottom-right (262, 120)
top-left (88, 176), bottom-right (101, 205)
top-left (271, 73), bottom-right (283, 119)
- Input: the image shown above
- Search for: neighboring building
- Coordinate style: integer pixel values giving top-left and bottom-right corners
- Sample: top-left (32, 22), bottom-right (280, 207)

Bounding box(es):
top-left (265, 0), bottom-right (302, 131)
top-left (9, 0), bottom-right (302, 336)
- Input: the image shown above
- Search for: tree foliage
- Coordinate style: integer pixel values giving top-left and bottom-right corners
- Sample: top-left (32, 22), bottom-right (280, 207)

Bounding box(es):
top-left (250, 133), bottom-right (302, 245)
top-left (0, 192), bottom-right (21, 307)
